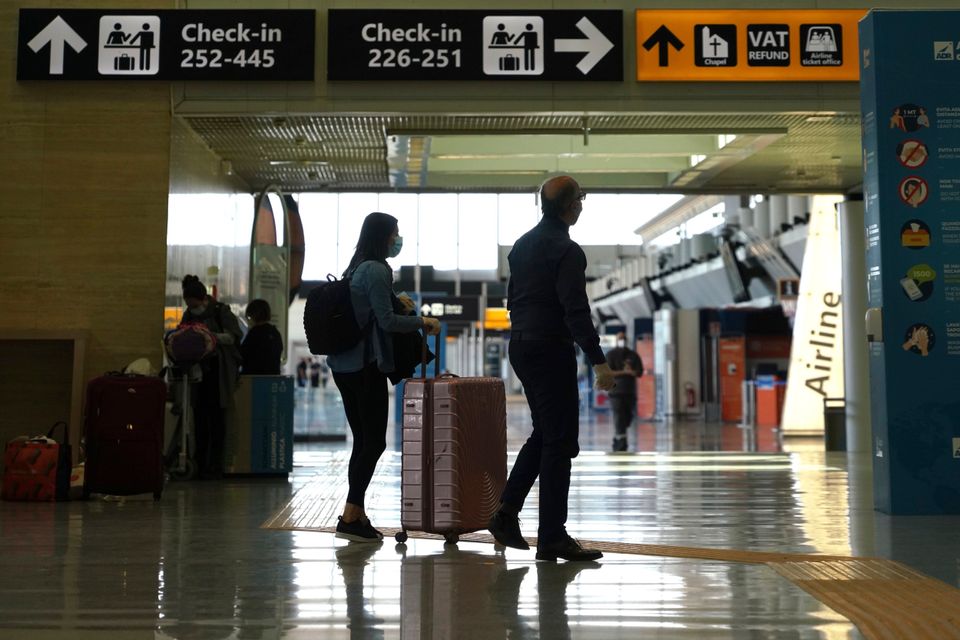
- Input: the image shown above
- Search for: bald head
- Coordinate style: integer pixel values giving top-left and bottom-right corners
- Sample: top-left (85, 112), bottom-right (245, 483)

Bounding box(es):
top-left (540, 175), bottom-right (582, 222)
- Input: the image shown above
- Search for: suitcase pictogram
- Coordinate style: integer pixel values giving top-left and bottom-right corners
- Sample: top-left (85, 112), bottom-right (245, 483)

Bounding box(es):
top-left (114, 54), bottom-right (135, 71)
top-left (499, 54), bottom-right (519, 71)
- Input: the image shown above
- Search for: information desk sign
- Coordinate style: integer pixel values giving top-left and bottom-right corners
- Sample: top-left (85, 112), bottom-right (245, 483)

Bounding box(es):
top-left (327, 10), bottom-right (621, 81)
top-left (635, 9), bottom-right (864, 82)
top-left (860, 10), bottom-right (960, 514)
top-left (17, 9), bottom-right (315, 81)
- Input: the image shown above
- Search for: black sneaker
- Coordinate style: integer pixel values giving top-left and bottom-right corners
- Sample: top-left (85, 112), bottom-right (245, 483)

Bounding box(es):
top-left (535, 535), bottom-right (603, 562)
top-left (488, 510), bottom-right (530, 550)
top-left (612, 436), bottom-right (628, 452)
top-left (336, 516), bottom-right (383, 543)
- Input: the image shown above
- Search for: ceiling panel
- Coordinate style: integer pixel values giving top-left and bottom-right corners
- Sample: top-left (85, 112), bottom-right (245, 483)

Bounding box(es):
top-left (181, 112), bottom-right (860, 194)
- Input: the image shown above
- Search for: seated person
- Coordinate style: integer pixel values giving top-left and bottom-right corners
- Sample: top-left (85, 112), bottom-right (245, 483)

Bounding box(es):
top-left (240, 299), bottom-right (283, 375)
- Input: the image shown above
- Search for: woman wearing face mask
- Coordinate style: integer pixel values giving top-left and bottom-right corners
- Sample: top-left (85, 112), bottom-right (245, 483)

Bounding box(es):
top-left (327, 212), bottom-right (441, 542)
top-left (179, 275), bottom-right (243, 479)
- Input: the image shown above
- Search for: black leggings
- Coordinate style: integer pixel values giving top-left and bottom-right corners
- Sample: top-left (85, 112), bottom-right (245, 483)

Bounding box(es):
top-left (333, 362), bottom-right (389, 508)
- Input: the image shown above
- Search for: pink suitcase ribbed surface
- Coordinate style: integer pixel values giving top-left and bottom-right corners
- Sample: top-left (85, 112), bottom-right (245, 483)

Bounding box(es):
top-left (401, 376), bottom-right (507, 535)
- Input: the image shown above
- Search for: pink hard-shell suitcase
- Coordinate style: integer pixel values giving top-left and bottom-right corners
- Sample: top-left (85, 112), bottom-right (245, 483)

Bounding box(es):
top-left (395, 336), bottom-right (507, 544)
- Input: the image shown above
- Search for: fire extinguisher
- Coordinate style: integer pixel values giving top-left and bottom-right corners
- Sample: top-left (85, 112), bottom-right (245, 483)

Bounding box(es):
top-left (684, 382), bottom-right (696, 408)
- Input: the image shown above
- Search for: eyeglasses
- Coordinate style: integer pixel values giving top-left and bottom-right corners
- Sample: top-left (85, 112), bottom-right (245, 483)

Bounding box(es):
top-left (575, 192), bottom-right (587, 202)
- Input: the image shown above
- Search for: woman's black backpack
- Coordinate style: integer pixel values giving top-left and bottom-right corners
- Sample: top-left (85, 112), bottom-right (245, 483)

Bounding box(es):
top-left (303, 274), bottom-right (363, 355)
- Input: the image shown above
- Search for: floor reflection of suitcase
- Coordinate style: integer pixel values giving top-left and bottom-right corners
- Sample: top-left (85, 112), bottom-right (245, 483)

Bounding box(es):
top-left (400, 547), bottom-right (510, 639)
top-left (83, 373), bottom-right (166, 500)
top-left (499, 54), bottom-right (519, 71)
top-left (396, 336), bottom-right (507, 544)
top-left (114, 54), bottom-right (135, 71)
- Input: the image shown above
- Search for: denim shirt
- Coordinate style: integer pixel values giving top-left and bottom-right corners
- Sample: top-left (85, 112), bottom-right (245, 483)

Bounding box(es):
top-left (327, 260), bottom-right (423, 374)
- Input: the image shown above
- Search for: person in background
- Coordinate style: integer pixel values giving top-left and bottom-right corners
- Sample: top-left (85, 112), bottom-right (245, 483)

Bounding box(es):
top-left (240, 298), bottom-right (282, 376)
top-left (488, 175), bottom-right (615, 562)
top-left (327, 211), bottom-right (441, 542)
top-left (310, 358), bottom-right (321, 388)
top-left (296, 357), bottom-right (308, 387)
top-left (180, 275), bottom-right (243, 479)
top-left (319, 357), bottom-right (330, 389)
top-left (605, 332), bottom-right (643, 452)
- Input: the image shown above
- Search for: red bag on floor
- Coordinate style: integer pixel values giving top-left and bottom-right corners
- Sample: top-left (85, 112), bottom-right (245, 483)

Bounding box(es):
top-left (2, 422), bottom-right (72, 501)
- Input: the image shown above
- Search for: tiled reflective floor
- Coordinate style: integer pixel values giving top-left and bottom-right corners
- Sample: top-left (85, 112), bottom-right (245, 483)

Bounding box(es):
top-left (1, 389), bottom-right (958, 638)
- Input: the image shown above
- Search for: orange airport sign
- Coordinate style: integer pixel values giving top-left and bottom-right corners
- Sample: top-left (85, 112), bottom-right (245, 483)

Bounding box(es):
top-left (636, 9), bottom-right (866, 82)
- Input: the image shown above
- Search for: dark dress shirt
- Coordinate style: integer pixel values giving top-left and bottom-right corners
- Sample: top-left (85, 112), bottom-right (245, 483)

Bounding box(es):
top-left (507, 216), bottom-right (606, 365)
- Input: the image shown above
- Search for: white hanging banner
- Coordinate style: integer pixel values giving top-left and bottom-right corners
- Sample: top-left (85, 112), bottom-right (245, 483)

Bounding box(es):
top-left (781, 196), bottom-right (845, 435)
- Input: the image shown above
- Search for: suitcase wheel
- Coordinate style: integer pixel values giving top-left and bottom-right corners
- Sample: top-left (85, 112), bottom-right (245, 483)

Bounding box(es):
top-left (395, 531), bottom-right (408, 544)
top-left (444, 533), bottom-right (459, 545)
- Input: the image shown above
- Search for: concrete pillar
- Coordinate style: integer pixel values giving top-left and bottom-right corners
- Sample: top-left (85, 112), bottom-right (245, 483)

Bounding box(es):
top-left (839, 198), bottom-right (870, 453)
top-left (724, 195), bottom-right (742, 225)
top-left (788, 195), bottom-right (809, 225)
top-left (753, 199), bottom-right (771, 238)
top-left (739, 206), bottom-right (754, 231)
top-left (769, 195), bottom-right (788, 235)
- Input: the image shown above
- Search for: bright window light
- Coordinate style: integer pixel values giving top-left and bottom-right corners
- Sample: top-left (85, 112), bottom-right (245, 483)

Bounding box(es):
top-left (171, 191), bottom-right (694, 280)
top-left (717, 134), bottom-right (737, 148)
top-left (167, 193), bottom-right (254, 246)
top-left (417, 193), bottom-right (459, 271)
top-left (497, 193), bottom-right (539, 245)
top-left (458, 194), bottom-right (498, 270)
top-left (297, 193), bottom-right (339, 279)
top-left (335, 193), bottom-right (379, 275)
top-left (689, 154), bottom-right (706, 167)
top-left (684, 204), bottom-right (725, 236)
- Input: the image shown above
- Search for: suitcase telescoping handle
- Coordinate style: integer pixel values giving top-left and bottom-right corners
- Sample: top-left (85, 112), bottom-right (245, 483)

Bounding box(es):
top-left (420, 329), bottom-right (441, 380)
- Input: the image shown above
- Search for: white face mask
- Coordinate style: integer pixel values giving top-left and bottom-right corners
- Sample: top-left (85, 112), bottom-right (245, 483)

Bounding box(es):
top-left (188, 304), bottom-right (207, 316)
top-left (389, 235), bottom-right (403, 258)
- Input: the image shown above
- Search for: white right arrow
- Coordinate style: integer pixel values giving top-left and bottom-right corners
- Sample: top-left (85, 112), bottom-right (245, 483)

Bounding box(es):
top-left (28, 15), bottom-right (87, 75)
top-left (554, 17), bottom-right (614, 75)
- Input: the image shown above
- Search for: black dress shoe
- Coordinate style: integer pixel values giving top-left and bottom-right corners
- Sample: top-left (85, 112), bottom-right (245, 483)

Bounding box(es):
top-left (535, 536), bottom-right (603, 562)
top-left (488, 510), bottom-right (530, 550)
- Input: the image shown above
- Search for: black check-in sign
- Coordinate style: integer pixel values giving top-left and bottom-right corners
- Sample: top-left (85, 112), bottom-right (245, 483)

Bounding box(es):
top-left (17, 9), bottom-right (315, 80)
top-left (327, 10), bottom-right (622, 81)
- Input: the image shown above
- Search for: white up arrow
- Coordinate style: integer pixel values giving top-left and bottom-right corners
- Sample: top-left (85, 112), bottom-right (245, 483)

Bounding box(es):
top-left (28, 15), bottom-right (87, 75)
top-left (553, 17), bottom-right (614, 75)
top-left (420, 304), bottom-right (433, 316)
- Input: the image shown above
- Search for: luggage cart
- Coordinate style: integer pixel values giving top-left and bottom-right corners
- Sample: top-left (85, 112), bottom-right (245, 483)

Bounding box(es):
top-left (165, 364), bottom-right (202, 481)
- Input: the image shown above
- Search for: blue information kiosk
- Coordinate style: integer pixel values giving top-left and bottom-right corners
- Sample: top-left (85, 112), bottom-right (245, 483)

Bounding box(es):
top-left (860, 10), bottom-right (960, 514)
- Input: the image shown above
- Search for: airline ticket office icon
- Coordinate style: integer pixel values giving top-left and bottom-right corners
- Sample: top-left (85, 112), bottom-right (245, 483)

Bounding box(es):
top-left (98, 15), bottom-right (160, 75)
top-left (483, 16), bottom-right (544, 75)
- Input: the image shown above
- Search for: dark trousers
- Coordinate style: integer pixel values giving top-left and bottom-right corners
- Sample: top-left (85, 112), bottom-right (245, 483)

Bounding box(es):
top-left (193, 360), bottom-right (225, 476)
top-left (333, 362), bottom-right (388, 508)
top-left (610, 394), bottom-right (636, 437)
top-left (501, 340), bottom-right (580, 544)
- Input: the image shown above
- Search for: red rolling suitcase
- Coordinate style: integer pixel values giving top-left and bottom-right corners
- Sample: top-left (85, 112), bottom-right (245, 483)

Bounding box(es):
top-left (83, 373), bottom-right (166, 500)
top-left (396, 336), bottom-right (507, 544)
